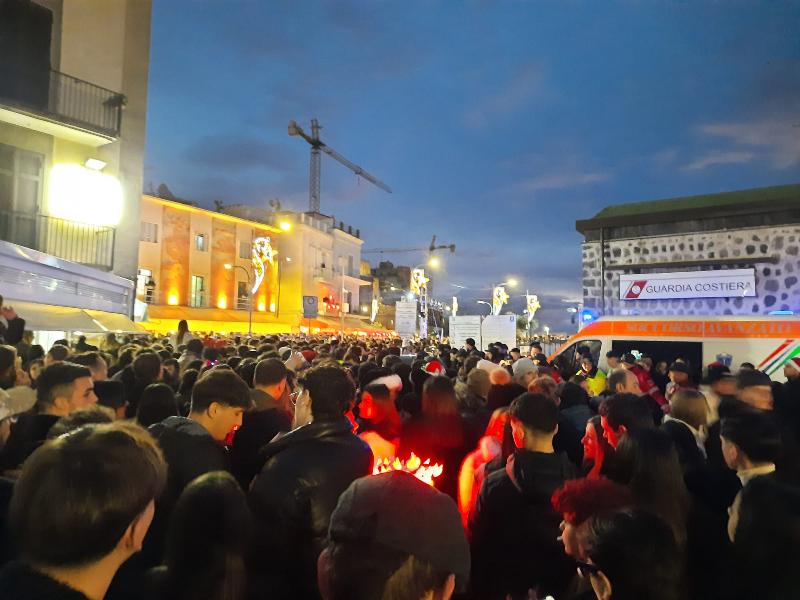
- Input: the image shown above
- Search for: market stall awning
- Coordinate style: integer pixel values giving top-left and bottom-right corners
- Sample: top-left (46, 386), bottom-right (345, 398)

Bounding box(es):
top-left (8, 300), bottom-right (144, 333)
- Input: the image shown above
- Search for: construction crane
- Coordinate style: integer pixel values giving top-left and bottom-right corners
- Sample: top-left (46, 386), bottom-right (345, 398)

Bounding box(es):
top-left (288, 118), bottom-right (391, 213)
top-left (363, 235), bottom-right (456, 255)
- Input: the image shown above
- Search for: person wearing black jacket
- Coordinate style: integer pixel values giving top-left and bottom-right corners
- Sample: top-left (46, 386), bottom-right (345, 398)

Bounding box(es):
top-left (0, 298), bottom-right (25, 346)
top-left (230, 358), bottom-right (292, 489)
top-left (1, 363), bottom-right (96, 472)
top-left (141, 369), bottom-right (251, 570)
top-left (470, 392), bottom-right (578, 600)
top-left (248, 365), bottom-right (373, 600)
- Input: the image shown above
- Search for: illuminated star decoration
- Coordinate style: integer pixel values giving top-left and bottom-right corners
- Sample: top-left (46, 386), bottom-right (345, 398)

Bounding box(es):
top-left (410, 268), bottom-right (429, 295)
top-left (370, 298), bottom-right (379, 323)
top-left (251, 237), bottom-right (277, 295)
top-left (492, 285), bottom-right (509, 315)
top-left (526, 294), bottom-right (541, 324)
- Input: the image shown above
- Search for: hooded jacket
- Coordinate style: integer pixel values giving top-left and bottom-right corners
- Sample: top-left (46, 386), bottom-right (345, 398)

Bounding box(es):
top-left (470, 449), bottom-right (578, 600)
top-left (248, 417), bottom-right (373, 600)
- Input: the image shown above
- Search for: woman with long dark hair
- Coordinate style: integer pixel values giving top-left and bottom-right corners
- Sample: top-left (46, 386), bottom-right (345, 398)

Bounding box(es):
top-left (146, 471), bottom-right (252, 600)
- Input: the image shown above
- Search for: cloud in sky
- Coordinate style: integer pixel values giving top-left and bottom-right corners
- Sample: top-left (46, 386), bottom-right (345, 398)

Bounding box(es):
top-left (463, 63), bottom-right (546, 129)
top-left (684, 150), bottom-right (756, 171)
top-left (185, 134), bottom-right (298, 172)
top-left (697, 120), bottom-right (800, 168)
top-left (504, 170), bottom-right (612, 196)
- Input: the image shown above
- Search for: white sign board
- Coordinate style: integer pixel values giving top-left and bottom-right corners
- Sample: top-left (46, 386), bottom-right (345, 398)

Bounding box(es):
top-left (481, 314), bottom-right (517, 350)
top-left (394, 301), bottom-right (418, 339)
top-left (449, 315), bottom-right (482, 349)
top-left (620, 269), bottom-right (756, 300)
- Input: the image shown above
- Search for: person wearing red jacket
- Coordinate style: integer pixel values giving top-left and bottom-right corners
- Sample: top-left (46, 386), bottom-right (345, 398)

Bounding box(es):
top-left (621, 353), bottom-right (667, 406)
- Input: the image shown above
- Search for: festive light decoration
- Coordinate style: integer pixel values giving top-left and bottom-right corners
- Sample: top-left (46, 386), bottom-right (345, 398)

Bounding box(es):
top-left (492, 286), bottom-right (509, 315)
top-left (410, 268), bottom-right (428, 295)
top-left (526, 294), bottom-right (541, 324)
top-left (373, 453), bottom-right (444, 486)
top-left (370, 297), bottom-right (379, 323)
top-left (452, 296), bottom-right (459, 316)
top-left (251, 237), bottom-right (277, 295)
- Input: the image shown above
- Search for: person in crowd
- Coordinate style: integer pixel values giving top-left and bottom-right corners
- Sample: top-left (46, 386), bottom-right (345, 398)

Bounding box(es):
top-left (398, 376), bottom-right (468, 500)
top-left (44, 344), bottom-right (70, 367)
top-left (579, 510), bottom-right (684, 600)
top-left (470, 393), bottom-right (578, 600)
top-left (665, 361), bottom-right (696, 402)
top-left (559, 381), bottom-right (593, 432)
top-left (610, 428), bottom-right (690, 546)
top-left (0, 422), bottom-right (166, 600)
top-left (720, 408), bottom-right (781, 540)
top-left (599, 390), bottom-right (656, 449)
top-left (457, 366), bottom-right (490, 413)
top-left (582, 415), bottom-right (616, 479)
top-left (230, 358), bottom-right (292, 489)
top-left (1, 362), bottom-right (97, 472)
top-left (175, 368), bottom-right (200, 415)
top-left (731, 475), bottom-right (800, 600)
top-left (358, 382), bottom-right (402, 462)
top-left (99, 332), bottom-right (121, 358)
top-left (319, 470), bottom-right (470, 600)
top-left (248, 364), bottom-right (373, 600)
top-left (551, 477), bottom-right (633, 561)
top-left (457, 408), bottom-right (509, 527)
top-left (652, 359), bottom-right (670, 394)
top-left (161, 358), bottom-right (181, 391)
top-left (178, 338), bottom-right (204, 372)
top-left (698, 362), bottom-right (735, 422)
top-left (511, 357), bottom-right (537, 389)
top-left (605, 349), bottom-right (622, 370)
top-left (145, 369), bottom-right (251, 566)
top-left (145, 471), bottom-right (251, 600)
top-left (74, 335), bottom-right (97, 353)
top-left (0, 300), bottom-right (25, 346)
top-left (71, 351), bottom-right (109, 382)
top-left (124, 352), bottom-right (164, 417)
top-left (136, 383), bottom-right (179, 428)
top-left (0, 345), bottom-right (36, 417)
top-left (46, 406), bottom-right (113, 439)
top-left (94, 380), bottom-right (126, 420)
top-left (578, 355), bottom-right (607, 396)
top-left (170, 320), bottom-right (195, 349)
top-left (662, 388), bottom-right (708, 465)
top-left (25, 358), bottom-right (43, 388)
top-left (14, 330), bottom-right (33, 366)
top-left (620, 353), bottom-right (667, 406)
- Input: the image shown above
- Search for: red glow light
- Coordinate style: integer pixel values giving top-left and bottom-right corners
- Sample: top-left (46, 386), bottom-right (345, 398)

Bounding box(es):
top-left (373, 453), bottom-right (443, 486)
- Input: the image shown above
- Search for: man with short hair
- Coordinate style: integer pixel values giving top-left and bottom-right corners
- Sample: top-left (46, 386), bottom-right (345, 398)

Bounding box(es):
top-left (71, 351), bottom-right (108, 382)
top-left (123, 352), bottom-right (163, 417)
top-left (249, 365), bottom-right (373, 600)
top-left (605, 349), bottom-right (621, 370)
top-left (1, 362), bottom-right (96, 471)
top-left (721, 409), bottom-right (782, 540)
top-left (470, 393), bottom-right (578, 599)
top-left (319, 471), bottom-right (470, 600)
top-left (599, 392), bottom-right (654, 448)
top-left (44, 344), bottom-right (70, 367)
top-left (145, 369), bottom-right (251, 564)
top-left (465, 338), bottom-right (477, 354)
top-left (230, 358), bottom-right (292, 488)
top-left (621, 353), bottom-right (667, 406)
top-left (0, 422), bottom-right (166, 599)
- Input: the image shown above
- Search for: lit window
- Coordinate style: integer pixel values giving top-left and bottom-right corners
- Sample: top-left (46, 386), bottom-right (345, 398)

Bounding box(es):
top-left (140, 222), bottom-right (158, 243)
top-left (195, 234), bottom-right (207, 252)
top-left (190, 275), bottom-right (205, 307)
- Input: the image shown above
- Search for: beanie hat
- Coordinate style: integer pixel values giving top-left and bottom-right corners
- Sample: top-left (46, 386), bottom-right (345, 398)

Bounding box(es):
top-left (512, 358), bottom-right (536, 379)
top-left (467, 368), bottom-right (491, 399)
top-left (329, 471), bottom-right (470, 587)
top-left (737, 369), bottom-right (772, 389)
top-left (424, 359), bottom-right (445, 376)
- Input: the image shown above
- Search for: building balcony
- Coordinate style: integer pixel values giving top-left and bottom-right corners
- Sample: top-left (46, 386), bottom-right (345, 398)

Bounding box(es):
top-left (0, 67), bottom-right (124, 146)
top-left (0, 210), bottom-right (115, 270)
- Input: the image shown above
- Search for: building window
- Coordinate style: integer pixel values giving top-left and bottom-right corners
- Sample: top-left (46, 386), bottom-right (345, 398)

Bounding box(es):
top-left (136, 268), bottom-right (155, 303)
top-left (0, 143), bottom-right (43, 249)
top-left (140, 222), bottom-right (158, 243)
top-left (239, 240), bottom-right (250, 259)
top-left (190, 275), bottom-right (205, 307)
top-left (348, 255), bottom-right (354, 276)
top-left (195, 233), bottom-right (207, 252)
top-left (236, 281), bottom-right (249, 310)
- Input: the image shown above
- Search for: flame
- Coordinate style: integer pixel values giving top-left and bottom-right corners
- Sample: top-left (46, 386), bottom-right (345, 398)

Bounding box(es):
top-left (372, 452), bottom-right (444, 486)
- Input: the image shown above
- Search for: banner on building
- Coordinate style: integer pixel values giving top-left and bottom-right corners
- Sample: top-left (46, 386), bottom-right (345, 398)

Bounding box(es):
top-left (481, 314), bottom-right (517, 350)
top-left (449, 315), bottom-right (482, 350)
top-left (395, 300), bottom-right (418, 339)
top-left (619, 269), bottom-right (756, 301)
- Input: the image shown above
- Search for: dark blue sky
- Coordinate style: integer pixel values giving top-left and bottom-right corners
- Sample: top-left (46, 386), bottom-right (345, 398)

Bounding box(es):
top-left (144, 1), bottom-right (800, 330)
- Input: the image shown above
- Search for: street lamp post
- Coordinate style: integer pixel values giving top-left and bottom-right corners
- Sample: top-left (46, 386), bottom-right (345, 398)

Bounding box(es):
top-left (476, 300), bottom-right (492, 315)
top-left (224, 263), bottom-right (253, 336)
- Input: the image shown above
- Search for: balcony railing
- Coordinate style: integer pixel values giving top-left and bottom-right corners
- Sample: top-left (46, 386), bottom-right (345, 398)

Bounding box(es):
top-left (0, 67), bottom-right (123, 138)
top-left (0, 210), bottom-right (115, 270)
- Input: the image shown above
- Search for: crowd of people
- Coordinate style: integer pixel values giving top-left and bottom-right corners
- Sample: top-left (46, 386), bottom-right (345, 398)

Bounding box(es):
top-left (0, 313), bottom-right (799, 600)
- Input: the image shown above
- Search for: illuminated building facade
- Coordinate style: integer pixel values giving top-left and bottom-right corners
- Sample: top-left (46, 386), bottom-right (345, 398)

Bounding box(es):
top-left (0, 0), bottom-right (152, 334)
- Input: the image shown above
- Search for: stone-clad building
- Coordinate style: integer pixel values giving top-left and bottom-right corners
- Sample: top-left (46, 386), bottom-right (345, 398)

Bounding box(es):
top-left (576, 183), bottom-right (800, 317)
